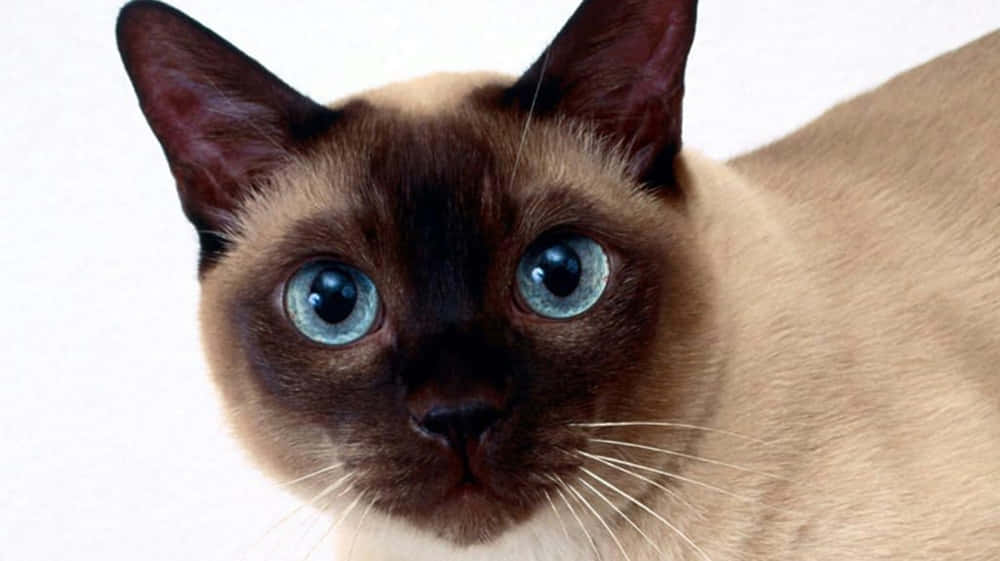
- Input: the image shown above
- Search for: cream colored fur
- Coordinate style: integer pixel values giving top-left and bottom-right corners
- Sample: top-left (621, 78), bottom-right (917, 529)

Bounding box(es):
top-left (314, 30), bottom-right (1000, 561)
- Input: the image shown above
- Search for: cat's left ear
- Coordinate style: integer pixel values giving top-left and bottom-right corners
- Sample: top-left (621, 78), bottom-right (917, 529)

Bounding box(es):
top-left (507, 0), bottom-right (697, 191)
top-left (116, 0), bottom-right (339, 266)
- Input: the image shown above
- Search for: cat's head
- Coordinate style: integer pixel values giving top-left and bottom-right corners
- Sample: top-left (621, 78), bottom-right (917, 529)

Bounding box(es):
top-left (118, 0), bottom-right (719, 546)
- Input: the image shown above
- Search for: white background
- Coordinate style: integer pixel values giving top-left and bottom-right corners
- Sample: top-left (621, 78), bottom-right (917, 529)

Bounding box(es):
top-left (2, 2), bottom-right (997, 560)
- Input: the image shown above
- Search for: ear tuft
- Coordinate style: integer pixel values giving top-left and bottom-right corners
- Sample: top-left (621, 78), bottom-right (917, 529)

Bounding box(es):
top-left (508, 0), bottom-right (698, 191)
top-left (116, 1), bottom-right (339, 269)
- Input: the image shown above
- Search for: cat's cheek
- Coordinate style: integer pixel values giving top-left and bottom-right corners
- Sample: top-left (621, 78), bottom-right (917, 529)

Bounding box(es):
top-left (211, 280), bottom-right (393, 421)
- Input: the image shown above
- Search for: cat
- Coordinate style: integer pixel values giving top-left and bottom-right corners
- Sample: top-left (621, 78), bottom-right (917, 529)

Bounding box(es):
top-left (116, 0), bottom-right (1000, 559)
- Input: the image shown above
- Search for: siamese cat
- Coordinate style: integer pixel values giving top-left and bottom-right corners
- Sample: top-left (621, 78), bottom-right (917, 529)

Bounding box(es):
top-left (116, 0), bottom-right (1000, 559)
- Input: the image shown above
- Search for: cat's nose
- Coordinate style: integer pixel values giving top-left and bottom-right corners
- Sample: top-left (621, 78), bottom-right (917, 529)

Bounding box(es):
top-left (415, 402), bottom-right (502, 452)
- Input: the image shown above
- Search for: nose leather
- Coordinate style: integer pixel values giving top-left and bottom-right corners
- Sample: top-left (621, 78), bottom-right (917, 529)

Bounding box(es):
top-left (417, 402), bottom-right (501, 452)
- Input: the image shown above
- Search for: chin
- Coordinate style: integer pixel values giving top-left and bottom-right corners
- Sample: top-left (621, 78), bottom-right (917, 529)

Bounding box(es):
top-left (408, 489), bottom-right (530, 547)
top-left (401, 482), bottom-right (532, 546)
top-left (343, 494), bottom-right (584, 561)
top-left (342, 422), bottom-right (571, 548)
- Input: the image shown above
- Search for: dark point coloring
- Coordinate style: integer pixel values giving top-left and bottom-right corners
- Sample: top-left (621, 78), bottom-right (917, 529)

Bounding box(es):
top-left (118, 1), bottom-right (1000, 559)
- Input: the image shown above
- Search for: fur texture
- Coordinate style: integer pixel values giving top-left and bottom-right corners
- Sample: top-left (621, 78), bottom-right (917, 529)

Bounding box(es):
top-left (118, 1), bottom-right (1000, 558)
top-left (346, 38), bottom-right (1000, 555)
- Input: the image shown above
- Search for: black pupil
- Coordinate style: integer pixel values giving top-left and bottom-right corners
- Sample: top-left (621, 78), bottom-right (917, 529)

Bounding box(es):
top-left (308, 268), bottom-right (358, 324)
top-left (532, 243), bottom-right (582, 297)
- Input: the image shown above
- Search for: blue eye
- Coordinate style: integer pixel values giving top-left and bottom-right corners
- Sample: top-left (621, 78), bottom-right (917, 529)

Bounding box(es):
top-left (516, 235), bottom-right (609, 319)
top-left (284, 262), bottom-right (379, 345)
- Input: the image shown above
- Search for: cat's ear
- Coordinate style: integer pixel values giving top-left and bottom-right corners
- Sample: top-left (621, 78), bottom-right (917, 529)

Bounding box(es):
top-left (116, 0), bottom-right (339, 264)
top-left (508, 0), bottom-right (697, 190)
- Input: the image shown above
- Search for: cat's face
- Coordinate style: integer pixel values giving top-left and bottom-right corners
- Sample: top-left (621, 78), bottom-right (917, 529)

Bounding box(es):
top-left (118, 0), bottom-right (713, 546)
top-left (200, 94), bottom-right (716, 542)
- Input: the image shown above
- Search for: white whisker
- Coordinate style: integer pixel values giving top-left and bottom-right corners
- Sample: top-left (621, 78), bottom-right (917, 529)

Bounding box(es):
top-left (285, 478), bottom-right (357, 561)
top-left (543, 488), bottom-right (571, 541)
top-left (275, 463), bottom-right (344, 488)
top-left (590, 438), bottom-right (790, 481)
top-left (564, 479), bottom-right (632, 561)
top-left (346, 495), bottom-right (377, 561)
top-left (509, 49), bottom-right (551, 191)
top-left (586, 453), bottom-right (802, 515)
top-left (242, 472), bottom-right (353, 560)
top-left (305, 491), bottom-right (365, 561)
top-left (579, 466), bottom-right (713, 561)
top-left (290, 496), bottom-right (338, 561)
top-left (578, 476), bottom-right (662, 557)
top-left (576, 449), bottom-right (701, 516)
top-left (570, 421), bottom-right (773, 445)
top-left (551, 476), bottom-right (602, 560)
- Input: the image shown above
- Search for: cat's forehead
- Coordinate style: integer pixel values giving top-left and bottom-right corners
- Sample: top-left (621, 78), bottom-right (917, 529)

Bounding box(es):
top-left (228, 73), bottom-right (663, 271)
top-left (351, 72), bottom-right (511, 116)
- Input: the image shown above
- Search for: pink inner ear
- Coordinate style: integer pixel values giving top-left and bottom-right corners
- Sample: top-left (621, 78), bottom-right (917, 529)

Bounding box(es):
top-left (117, 0), bottom-right (338, 239)
top-left (626, 7), bottom-right (694, 110)
top-left (618, 7), bottom-right (693, 182)
top-left (148, 71), bottom-right (287, 219)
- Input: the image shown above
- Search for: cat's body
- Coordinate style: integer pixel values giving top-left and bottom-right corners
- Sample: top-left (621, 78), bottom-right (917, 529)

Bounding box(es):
top-left (715, 30), bottom-right (1000, 558)
top-left (117, 1), bottom-right (999, 559)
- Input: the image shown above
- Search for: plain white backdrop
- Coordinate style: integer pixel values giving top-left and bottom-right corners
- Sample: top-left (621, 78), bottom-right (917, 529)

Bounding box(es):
top-left (2, 2), bottom-right (998, 559)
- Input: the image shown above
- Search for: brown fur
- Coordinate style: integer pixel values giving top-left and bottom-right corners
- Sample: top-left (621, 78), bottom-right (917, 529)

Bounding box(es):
top-left (200, 87), bottom-right (720, 547)
top-left (118, 1), bottom-right (1000, 558)
top-left (207, 32), bottom-right (1000, 557)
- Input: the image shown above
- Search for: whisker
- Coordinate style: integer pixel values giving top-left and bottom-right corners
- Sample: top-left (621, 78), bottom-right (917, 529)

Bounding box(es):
top-left (346, 495), bottom-right (377, 561)
top-left (543, 488), bottom-right (571, 542)
top-left (242, 472), bottom-right (354, 560)
top-left (577, 476), bottom-right (662, 557)
top-left (578, 466), bottom-right (713, 561)
top-left (564, 479), bottom-right (632, 561)
top-left (551, 476), bottom-right (602, 560)
top-left (284, 479), bottom-right (356, 561)
top-left (304, 491), bottom-right (365, 561)
top-left (590, 438), bottom-right (790, 481)
top-left (275, 463), bottom-right (344, 489)
top-left (586, 453), bottom-right (802, 516)
top-left (570, 421), bottom-right (773, 445)
top-left (289, 496), bottom-right (338, 561)
top-left (509, 49), bottom-right (551, 191)
top-left (575, 449), bottom-right (699, 515)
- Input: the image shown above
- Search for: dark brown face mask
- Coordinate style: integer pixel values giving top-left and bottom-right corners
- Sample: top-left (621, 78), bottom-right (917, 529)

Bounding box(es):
top-left (117, 0), bottom-right (717, 548)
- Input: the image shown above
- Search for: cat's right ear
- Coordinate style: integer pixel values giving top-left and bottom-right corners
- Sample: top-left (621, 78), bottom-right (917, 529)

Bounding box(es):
top-left (506, 0), bottom-right (697, 192)
top-left (116, 1), bottom-right (339, 268)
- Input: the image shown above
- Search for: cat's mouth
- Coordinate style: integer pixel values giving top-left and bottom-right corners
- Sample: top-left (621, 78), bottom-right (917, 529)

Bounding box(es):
top-left (402, 474), bottom-right (531, 546)
top-left (358, 415), bottom-right (549, 545)
top-left (440, 476), bottom-right (505, 510)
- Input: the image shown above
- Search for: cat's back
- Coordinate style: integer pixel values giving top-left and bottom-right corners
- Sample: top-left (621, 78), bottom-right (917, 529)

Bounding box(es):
top-left (730, 30), bottom-right (1000, 253)
top-left (730, 30), bottom-right (1000, 364)
top-left (718, 31), bottom-right (1000, 558)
